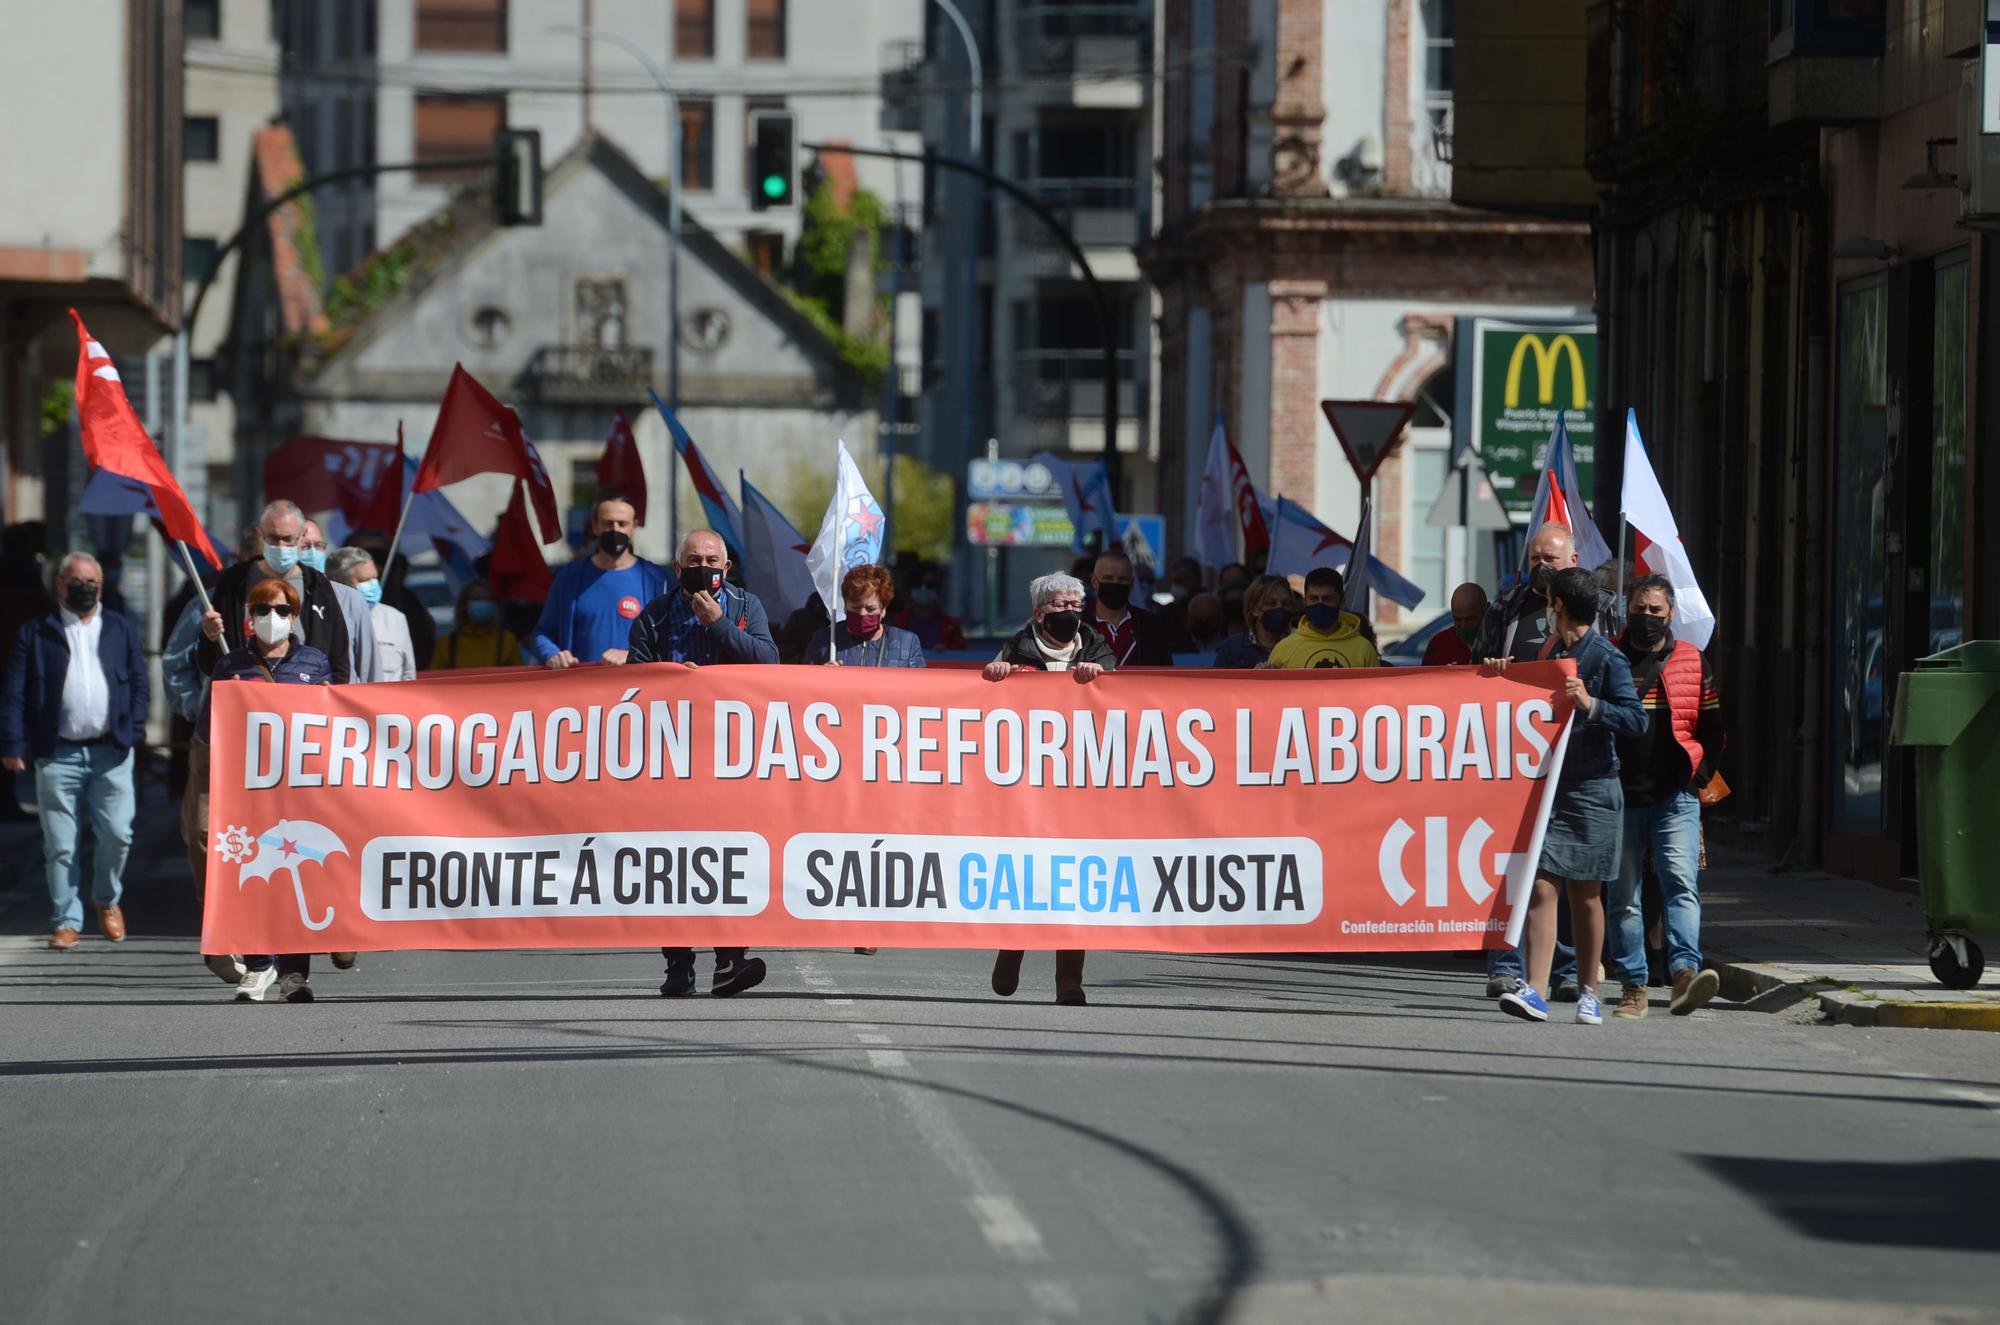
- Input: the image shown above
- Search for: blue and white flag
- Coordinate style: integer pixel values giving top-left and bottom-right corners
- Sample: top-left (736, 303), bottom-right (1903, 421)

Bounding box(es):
top-left (804, 440), bottom-right (884, 625)
top-left (1032, 450), bottom-right (1120, 552)
top-left (650, 388), bottom-right (744, 553)
top-left (1525, 413), bottom-right (1614, 570)
top-left (740, 472), bottom-right (817, 625)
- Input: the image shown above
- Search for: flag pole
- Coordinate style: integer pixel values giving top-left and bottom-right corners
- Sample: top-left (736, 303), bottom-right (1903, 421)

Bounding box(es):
top-left (386, 431), bottom-right (417, 579)
top-left (828, 447), bottom-right (840, 665)
top-left (1614, 514), bottom-right (1627, 612)
top-left (175, 541), bottom-right (215, 618)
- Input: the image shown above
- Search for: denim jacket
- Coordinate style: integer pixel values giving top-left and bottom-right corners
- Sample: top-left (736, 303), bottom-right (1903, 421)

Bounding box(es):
top-left (1547, 627), bottom-right (1647, 784)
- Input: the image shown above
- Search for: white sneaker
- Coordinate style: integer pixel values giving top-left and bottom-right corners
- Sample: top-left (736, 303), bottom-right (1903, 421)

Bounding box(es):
top-left (235, 967), bottom-right (277, 1002)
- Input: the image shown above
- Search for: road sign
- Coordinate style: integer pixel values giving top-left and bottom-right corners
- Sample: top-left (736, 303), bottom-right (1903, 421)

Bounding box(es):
top-left (1425, 451), bottom-right (1513, 531)
top-left (1117, 515), bottom-right (1166, 573)
top-left (966, 502), bottom-right (1074, 547)
top-left (1321, 399), bottom-right (1417, 484)
top-left (966, 458), bottom-right (1058, 502)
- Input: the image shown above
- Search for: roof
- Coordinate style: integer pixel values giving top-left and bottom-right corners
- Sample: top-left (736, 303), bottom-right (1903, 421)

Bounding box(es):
top-left (252, 124), bottom-right (330, 338)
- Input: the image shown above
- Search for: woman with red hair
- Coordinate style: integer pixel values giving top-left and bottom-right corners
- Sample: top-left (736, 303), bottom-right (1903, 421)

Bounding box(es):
top-left (805, 564), bottom-right (926, 668)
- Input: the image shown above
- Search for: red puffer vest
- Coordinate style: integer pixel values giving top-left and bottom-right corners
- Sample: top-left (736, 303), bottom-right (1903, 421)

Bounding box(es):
top-left (1655, 639), bottom-right (1705, 777)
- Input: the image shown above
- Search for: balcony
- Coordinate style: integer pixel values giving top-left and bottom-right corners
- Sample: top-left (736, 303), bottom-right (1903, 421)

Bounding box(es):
top-left (524, 345), bottom-right (655, 404)
top-left (1014, 2), bottom-right (1149, 79)
top-left (1409, 101), bottom-right (1453, 200)
top-left (879, 39), bottom-right (924, 133)
top-left (1013, 178), bottom-right (1143, 277)
top-left (1011, 348), bottom-right (1138, 425)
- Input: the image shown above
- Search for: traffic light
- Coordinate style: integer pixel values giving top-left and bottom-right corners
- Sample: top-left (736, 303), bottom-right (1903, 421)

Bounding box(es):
top-left (495, 128), bottom-right (542, 226)
top-left (749, 111), bottom-right (797, 210)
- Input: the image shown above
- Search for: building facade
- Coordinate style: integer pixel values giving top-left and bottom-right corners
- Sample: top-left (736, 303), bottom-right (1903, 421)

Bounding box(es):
top-left (1144, 0), bottom-right (1595, 626)
top-left (1453, 0), bottom-right (2000, 884)
top-left (0, 1), bottom-right (185, 538)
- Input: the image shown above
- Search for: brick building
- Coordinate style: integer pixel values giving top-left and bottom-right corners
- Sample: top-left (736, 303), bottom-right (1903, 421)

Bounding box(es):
top-left (1142, 0), bottom-right (1594, 626)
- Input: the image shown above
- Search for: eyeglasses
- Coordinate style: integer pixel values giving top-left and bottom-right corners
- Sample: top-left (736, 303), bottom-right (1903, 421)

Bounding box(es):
top-left (250, 604), bottom-right (295, 620)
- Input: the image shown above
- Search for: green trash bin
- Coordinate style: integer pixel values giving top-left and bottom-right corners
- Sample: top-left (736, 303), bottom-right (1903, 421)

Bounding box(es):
top-left (1889, 639), bottom-right (2000, 989)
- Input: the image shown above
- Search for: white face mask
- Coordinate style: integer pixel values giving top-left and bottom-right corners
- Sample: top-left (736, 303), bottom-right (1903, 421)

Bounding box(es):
top-left (252, 611), bottom-right (292, 646)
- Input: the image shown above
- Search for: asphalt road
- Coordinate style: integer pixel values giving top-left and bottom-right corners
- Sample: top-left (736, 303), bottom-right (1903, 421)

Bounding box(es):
top-left (3, 884), bottom-right (1998, 1323)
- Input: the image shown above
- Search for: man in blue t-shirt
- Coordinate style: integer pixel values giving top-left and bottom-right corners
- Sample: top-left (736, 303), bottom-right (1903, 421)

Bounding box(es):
top-left (524, 498), bottom-right (666, 667)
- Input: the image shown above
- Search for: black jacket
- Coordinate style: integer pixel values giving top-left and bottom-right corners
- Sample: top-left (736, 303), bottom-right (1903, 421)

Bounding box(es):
top-left (996, 623), bottom-right (1119, 672)
top-left (1082, 598), bottom-right (1186, 666)
top-left (197, 560), bottom-right (352, 685)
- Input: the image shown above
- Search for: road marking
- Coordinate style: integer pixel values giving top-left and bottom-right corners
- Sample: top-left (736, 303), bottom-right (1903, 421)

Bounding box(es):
top-left (866, 1048), bottom-right (910, 1070)
top-left (1938, 1087), bottom-right (2000, 1109)
top-left (855, 1032), bottom-right (893, 1045)
top-left (969, 1196), bottom-right (1047, 1257)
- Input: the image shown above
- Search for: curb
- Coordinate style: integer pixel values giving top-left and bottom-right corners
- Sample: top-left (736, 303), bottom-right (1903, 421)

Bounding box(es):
top-left (1716, 957), bottom-right (2000, 1033)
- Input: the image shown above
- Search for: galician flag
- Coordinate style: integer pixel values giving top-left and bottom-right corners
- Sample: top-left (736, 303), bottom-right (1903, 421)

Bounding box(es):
top-left (1032, 450), bottom-right (1120, 553)
top-left (1266, 494), bottom-right (1426, 611)
top-left (1620, 409), bottom-right (1716, 649)
top-left (1193, 416), bottom-right (1240, 571)
top-left (739, 472), bottom-right (817, 625)
top-left (1525, 414), bottom-right (1614, 570)
top-left (651, 388), bottom-right (743, 552)
top-left (804, 441), bottom-right (884, 625)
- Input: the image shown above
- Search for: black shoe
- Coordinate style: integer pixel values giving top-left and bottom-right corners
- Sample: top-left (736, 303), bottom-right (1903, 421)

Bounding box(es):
top-left (330, 952), bottom-right (358, 970)
top-left (278, 973), bottom-right (315, 1004)
top-left (992, 951), bottom-right (1024, 998)
top-left (1484, 973), bottom-right (1518, 999)
top-left (1550, 978), bottom-right (1580, 1003)
top-left (660, 964), bottom-right (697, 998)
top-left (711, 956), bottom-right (766, 997)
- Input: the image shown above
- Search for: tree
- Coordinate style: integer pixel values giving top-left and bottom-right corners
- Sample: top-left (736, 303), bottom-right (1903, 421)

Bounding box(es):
top-left (785, 452), bottom-right (955, 565)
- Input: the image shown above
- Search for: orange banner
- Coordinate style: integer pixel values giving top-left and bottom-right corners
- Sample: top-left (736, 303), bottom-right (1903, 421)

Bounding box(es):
top-left (203, 663), bottom-right (1577, 955)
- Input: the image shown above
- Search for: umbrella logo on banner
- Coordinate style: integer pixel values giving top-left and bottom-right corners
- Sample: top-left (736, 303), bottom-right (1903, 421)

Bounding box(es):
top-left (217, 819), bottom-right (349, 931)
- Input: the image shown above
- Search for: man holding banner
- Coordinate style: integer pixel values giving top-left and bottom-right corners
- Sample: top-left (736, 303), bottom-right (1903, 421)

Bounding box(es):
top-left (627, 527), bottom-right (779, 998)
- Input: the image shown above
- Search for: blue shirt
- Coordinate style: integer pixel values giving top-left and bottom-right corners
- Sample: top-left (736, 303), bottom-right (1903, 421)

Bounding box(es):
top-left (524, 558), bottom-right (668, 665)
top-left (196, 645), bottom-right (333, 742)
top-left (628, 584), bottom-right (779, 666)
top-left (805, 623), bottom-right (927, 668)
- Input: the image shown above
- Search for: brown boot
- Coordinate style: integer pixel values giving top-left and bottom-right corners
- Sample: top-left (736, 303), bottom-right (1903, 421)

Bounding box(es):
top-left (1612, 983), bottom-right (1649, 1019)
top-left (48, 927), bottom-right (80, 951)
top-left (95, 904), bottom-right (126, 942)
top-left (1670, 967), bottom-right (1720, 1016)
top-left (991, 950), bottom-right (1023, 997)
top-left (1054, 950), bottom-right (1087, 1005)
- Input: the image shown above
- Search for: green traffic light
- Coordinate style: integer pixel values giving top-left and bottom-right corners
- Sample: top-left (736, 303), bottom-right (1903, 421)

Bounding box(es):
top-left (762, 174), bottom-right (787, 200)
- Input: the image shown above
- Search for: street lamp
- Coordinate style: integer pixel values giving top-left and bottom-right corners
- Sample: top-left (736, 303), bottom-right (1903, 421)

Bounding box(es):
top-left (928, 0), bottom-right (982, 608)
top-left (552, 23), bottom-right (682, 551)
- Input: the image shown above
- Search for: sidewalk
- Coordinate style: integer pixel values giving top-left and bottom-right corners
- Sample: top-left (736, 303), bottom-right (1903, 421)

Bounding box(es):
top-left (1700, 843), bottom-right (2000, 1032)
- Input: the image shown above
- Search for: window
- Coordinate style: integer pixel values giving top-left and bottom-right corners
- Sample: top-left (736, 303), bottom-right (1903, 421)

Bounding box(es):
top-left (189, 359), bottom-right (220, 403)
top-left (675, 0), bottom-right (714, 59)
top-left (184, 116), bottom-right (220, 163)
top-left (1931, 258), bottom-right (1968, 664)
top-left (184, 236), bottom-right (220, 284)
top-left (415, 0), bottom-right (507, 54)
top-left (414, 95), bottom-right (505, 184)
top-left (746, 0), bottom-right (786, 60)
top-left (1828, 277), bottom-right (1889, 837)
top-left (575, 281), bottom-right (628, 350)
top-left (678, 100), bottom-right (714, 192)
top-left (1413, 0), bottom-right (1453, 197)
top-left (186, 0), bottom-right (220, 40)
top-left (746, 231), bottom-right (784, 278)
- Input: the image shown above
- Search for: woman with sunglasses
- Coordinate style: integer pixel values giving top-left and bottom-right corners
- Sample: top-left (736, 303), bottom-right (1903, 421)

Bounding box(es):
top-left (196, 576), bottom-right (333, 1003)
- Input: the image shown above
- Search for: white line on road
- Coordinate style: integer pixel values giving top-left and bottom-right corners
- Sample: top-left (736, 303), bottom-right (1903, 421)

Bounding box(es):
top-left (1938, 1087), bottom-right (2000, 1109)
top-left (867, 1048), bottom-right (910, 1070)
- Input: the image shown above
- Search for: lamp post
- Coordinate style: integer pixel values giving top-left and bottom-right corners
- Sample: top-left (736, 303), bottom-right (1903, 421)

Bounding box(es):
top-left (929, 0), bottom-right (981, 536)
top-left (553, 23), bottom-right (682, 551)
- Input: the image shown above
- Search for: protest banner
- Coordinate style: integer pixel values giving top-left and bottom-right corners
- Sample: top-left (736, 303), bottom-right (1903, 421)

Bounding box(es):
top-left (203, 663), bottom-right (1575, 956)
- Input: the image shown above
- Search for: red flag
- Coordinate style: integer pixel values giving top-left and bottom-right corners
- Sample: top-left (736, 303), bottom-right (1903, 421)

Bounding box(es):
top-left (1227, 435), bottom-right (1270, 559)
top-left (355, 422), bottom-right (407, 533)
top-left (69, 309), bottom-right (223, 568)
top-left (594, 412), bottom-right (647, 525)
top-left (415, 364), bottom-right (561, 542)
top-left (487, 481), bottom-right (554, 603)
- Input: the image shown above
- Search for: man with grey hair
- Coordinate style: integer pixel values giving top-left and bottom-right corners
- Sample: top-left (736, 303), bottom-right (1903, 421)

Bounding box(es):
top-left (196, 499), bottom-right (351, 683)
top-left (984, 572), bottom-right (1116, 680)
top-left (1, 552), bottom-right (148, 949)
top-left (982, 569), bottom-right (1115, 1005)
top-left (305, 521), bottom-right (380, 683)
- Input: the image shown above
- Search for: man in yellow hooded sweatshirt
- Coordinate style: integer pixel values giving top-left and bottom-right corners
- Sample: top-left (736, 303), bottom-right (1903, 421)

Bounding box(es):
top-left (1266, 566), bottom-right (1381, 669)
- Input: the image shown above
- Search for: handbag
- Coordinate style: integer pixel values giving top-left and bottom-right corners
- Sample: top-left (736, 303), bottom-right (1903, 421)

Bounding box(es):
top-left (1697, 770), bottom-right (1732, 806)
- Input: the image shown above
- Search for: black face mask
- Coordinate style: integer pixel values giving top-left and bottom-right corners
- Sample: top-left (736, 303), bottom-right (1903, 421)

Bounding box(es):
top-left (63, 582), bottom-right (99, 614)
top-left (1259, 606), bottom-right (1294, 638)
top-left (1095, 582), bottom-right (1131, 611)
top-left (597, 530), bottom-right (632, 559)
top-left (1627, 612), bottom-right (1670, 650)
top-left (1527, 564), bottom-right (1556, 597)
top-left (1041, 610), bottom-right (1082, 643)
top-left (680, 564), bottom-right (724, 596)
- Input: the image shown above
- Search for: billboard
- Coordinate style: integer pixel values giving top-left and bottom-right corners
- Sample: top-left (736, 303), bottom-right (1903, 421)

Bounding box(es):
top-left (1462, 318), bottom-right (1596, 520)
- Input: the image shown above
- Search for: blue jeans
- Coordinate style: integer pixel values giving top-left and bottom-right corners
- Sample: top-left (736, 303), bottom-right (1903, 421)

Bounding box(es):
top-left (34, 742), bottom-right (136, 933)
top-left (1490, 892), bottom-right (1576, 983)
top-left (1612, 791), bottom-right (1702, 983)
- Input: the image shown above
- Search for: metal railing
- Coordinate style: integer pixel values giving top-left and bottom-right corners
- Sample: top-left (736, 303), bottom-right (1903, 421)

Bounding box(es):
top-left (1409, 100), bottom-right (1453, 199)
top-left (1013, 1), bottom-right (1150, 75)
top-left (1011, 348), bottom-right (1137, 421)
top-left (525, 344), bottom-right (656, 401)
top-left (1014, 177), bottom-right (1142, 249)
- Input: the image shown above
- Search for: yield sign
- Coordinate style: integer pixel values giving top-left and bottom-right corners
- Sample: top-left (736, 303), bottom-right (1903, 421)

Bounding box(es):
top-left (1321, 399), bottom-right (1417, 484)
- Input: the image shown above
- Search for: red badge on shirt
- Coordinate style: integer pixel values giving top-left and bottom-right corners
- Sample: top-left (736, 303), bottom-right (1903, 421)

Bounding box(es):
top-left (618, 596), bottom-right (642, 619)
